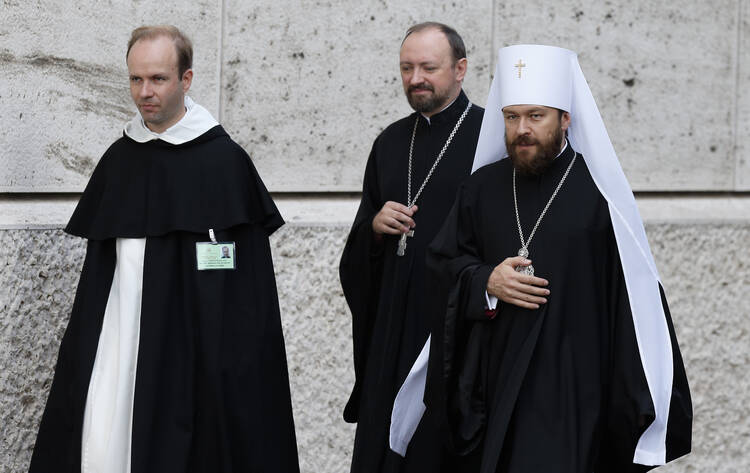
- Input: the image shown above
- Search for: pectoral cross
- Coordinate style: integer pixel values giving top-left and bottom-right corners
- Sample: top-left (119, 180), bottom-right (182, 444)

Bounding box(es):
top-left (515, 59), bottom-right (526, 78)
top-left (396, 230), bottom-right (415, 256)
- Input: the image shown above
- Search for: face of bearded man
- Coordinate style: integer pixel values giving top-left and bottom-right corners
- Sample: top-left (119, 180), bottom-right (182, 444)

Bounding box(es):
top-left (502, 105), bottom-right (569, 176)
top-left (399, 28), bottom-right (466, 117)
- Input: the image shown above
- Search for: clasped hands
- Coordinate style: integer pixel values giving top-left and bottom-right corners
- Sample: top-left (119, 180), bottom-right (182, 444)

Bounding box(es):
top-left (487, 257), bottom-right (550, 310)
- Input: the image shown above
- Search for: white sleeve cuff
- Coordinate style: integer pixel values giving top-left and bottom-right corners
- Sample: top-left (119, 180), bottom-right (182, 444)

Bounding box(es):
top-left (485, 291), bottom-right (498, 310)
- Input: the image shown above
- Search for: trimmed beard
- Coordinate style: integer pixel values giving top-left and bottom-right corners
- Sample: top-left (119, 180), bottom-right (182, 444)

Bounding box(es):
top-left (507, 126), bottom-right (564, 177)
top-left (406, 84), bottom-right (451, 115)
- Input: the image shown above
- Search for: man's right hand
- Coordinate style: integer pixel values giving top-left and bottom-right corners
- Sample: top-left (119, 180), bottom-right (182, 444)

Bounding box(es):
top-left (372, 201), bottom-right (418, 235)
top-left (487, 256), bottom-right (550, 310)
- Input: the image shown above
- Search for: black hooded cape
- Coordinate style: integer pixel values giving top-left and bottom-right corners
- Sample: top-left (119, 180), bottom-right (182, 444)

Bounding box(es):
top-left (424, 146), bottom-right (692, 473)
top-left (339, 91), bottom-right (484, 472)
top-left (30, 126), bottom-right (300, 473)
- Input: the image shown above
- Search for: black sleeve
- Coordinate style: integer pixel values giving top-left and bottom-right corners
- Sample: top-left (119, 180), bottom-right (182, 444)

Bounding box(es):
top-left (429, 181), bottom-right (497, 320)
top-left (424, 182), bottom-right (495, 456)
top-left (339, 139), bottom-right (385, 423)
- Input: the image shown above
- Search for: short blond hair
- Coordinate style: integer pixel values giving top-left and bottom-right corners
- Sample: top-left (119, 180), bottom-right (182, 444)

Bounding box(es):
top-left (126, 25), bottom-right (193, 77)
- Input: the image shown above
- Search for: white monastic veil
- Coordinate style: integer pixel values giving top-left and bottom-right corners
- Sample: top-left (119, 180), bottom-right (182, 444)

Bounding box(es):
top-left (390, 45), bottom-right (674, 466)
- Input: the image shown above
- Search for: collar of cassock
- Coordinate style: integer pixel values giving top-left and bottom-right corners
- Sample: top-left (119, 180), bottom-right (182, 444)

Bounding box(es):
top-left (472, 44), bottom-right (674, 466)
top-left (124, 96), bottom-right (219, 145)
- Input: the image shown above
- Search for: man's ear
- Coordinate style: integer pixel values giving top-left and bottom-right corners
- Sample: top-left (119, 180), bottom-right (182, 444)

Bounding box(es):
top-left (454, 57), bottom-right (467, 83)
top-left (560, 111), bottom-right (571, 132)
top-left (181, 69), bottom-right (193, 93)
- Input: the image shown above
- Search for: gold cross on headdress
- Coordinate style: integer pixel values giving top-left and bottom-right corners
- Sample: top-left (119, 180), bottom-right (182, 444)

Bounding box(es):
top-left (515, 59), bottom-right (526, 78)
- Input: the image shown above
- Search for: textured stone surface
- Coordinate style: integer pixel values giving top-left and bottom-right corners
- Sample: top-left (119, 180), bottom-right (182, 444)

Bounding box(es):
top-left (2, 223), bottom-right (749, 472)
top-left (493, 1), bottom-right (739, 191)
top-left (2, 0), bottom-right (746, 193)
top-left (0, 230), bottom-right (86, 473)
top-left (271, 224), bottom-right (355, 473)
top-left (647, 224), bottom-right (750, 472)
top-left (0, 1), bottom-right (221, 192)
top-left (220, 0), bottom-right (493, 192)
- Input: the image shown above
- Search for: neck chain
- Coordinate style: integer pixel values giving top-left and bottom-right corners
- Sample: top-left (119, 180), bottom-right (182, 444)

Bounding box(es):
top-left (407, 101), bottom-right (472, 207)
top-left (396, 101), bottom-right (472, 257)
top-left (512, 153), bottom-right (577, 275)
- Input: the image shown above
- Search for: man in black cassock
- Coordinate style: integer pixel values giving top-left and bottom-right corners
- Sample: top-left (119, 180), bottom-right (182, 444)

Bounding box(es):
top-left (29, 25), bottom-right (299, 473)
top-left (421, 45), bottom-right (692, 472)
top-left (339, 22), bottom-right (484, 473)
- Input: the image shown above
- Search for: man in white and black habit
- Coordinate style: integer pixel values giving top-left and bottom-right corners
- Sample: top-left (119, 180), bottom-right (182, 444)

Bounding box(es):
top-left (408, 45), bottom-right (693, 472)
top-left (339, 22), bottom-right (484, 473)
top-left (30, 25), bottom-right (299, 473)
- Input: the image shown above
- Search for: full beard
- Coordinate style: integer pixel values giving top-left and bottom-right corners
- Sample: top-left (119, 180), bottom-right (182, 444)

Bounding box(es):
top-left (406, 84), bottom-right (451, 115)
top-left (507, 127), bottom-right (564, 177)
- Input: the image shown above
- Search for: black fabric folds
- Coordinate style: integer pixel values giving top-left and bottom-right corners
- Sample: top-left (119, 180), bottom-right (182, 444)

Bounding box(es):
top-left (340, 91), bottom-right (484, 473)
top-left (65, 125), bottom-right (284, 239)
top-left (30, 126), bottom-right (299, 472)
top-left (424, 146), bottom-right (692, 473)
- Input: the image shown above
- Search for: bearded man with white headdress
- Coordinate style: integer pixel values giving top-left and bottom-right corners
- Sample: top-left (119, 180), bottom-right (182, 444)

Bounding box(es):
top-left (408, 45), bottom-right (693, 472)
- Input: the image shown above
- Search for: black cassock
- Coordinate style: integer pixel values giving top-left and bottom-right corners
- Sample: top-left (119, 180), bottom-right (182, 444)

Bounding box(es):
top-left (30, 126), bottom-right (300, 473)
top-left (424, 145), bottom-right (692, 473)
top-left (340, 91), bottom-right (484, 472)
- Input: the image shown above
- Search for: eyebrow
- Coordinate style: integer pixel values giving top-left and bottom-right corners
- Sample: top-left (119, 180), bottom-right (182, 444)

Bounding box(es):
top-left (399, 60), bottom-right (439, 66)
top-left (129, 73), bottom-right (169, 79)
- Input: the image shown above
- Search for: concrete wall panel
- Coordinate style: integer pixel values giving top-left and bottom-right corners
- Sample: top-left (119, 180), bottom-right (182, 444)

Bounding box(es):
top-left (220, 1), bottom-right (493, 192)
top-left (648, 223), bottom-right (750, 472)
top-left (2, 223), bottom-right (749, 472)
top-left (492, 1), bottom-right (739, 191)
top-left (0, 1), bottom-right (221, 192)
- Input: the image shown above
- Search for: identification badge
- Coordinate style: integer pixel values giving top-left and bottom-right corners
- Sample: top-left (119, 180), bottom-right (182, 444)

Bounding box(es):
top-left (196, 242), bottom-right (236, 270)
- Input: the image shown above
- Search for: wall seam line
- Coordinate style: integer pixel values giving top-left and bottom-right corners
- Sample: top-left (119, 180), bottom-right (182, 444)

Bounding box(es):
top-left (490, 0), bottom-right (496, 83)
top-left (217, 0), bottom-right (226, 122)
top-left (735, 0), bottom-right (743, 190)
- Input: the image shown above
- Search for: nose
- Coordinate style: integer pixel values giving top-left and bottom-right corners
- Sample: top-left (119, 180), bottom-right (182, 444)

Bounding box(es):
top-left (409, 68), bottom-right (424, 86)
top-left (517, 117), bottom-right (531, 135)
top-left (140, 80), bottom-right (154, 99)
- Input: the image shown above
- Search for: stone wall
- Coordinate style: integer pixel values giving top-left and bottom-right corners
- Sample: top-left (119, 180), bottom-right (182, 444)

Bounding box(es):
top-left (3, 1), bottom-right (749, 192)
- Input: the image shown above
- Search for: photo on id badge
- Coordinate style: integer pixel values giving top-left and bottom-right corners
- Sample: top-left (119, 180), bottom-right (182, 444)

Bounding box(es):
top-left (196, 241), bottom-right (237, 270)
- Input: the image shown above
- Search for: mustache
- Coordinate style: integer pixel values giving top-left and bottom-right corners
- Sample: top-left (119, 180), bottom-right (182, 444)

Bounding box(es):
top-left (408, 84), bottom-right (434, 93)
top-left (512, 135), bottom-right (538, 147)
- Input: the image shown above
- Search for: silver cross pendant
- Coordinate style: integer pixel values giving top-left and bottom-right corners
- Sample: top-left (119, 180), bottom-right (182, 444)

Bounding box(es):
top-left (515, 247), bottom-right (534, 276)
top-left (396, 230), bottom-right (415, 256)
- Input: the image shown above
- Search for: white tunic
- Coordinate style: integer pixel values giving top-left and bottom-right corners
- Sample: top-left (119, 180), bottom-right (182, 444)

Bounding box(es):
top-left (81, 238), bottom-right (144, 473)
